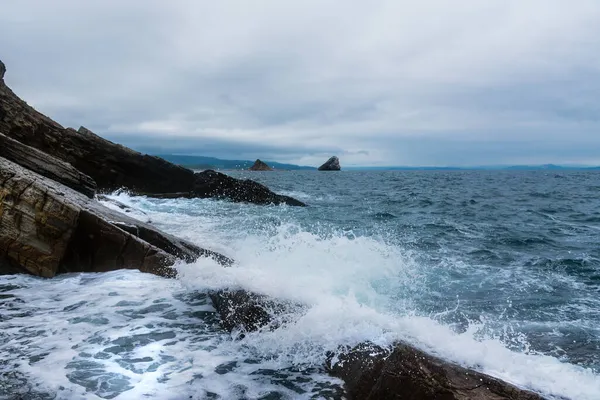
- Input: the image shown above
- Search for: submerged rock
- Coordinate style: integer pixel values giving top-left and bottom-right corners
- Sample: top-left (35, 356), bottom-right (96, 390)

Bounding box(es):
top-left (209, 289), bottom-right (303, 332)
top-left (249, 159), bottom-right (274, 171)
top-left (0, 157), bottom-right (230, 278)
top-left (327, 342), bottom-right (544, 400)
top-left (318, 156), bottom-right (341, 171)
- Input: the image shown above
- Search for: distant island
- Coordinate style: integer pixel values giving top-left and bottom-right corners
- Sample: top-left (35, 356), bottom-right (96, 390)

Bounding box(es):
top-left (155, 154), bottom-right (316, 171)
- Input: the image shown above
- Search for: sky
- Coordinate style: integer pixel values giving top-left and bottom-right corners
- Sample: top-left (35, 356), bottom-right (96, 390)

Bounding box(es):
top-left (1, 0), bottom-right (600, 167)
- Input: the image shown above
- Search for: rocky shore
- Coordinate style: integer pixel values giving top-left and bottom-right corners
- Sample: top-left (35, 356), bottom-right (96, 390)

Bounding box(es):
top-left (0, 59), bottom-right (546, 399)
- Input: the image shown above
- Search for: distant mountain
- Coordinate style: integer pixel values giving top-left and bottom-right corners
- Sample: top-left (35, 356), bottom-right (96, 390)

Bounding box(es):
top-left (344, 164), bottom-right (600, 171)
top-left (155, 154), bottom-right (315, 171)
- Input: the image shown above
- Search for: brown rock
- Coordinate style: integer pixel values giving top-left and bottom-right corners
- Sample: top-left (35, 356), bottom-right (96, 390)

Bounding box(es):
top-left (249, 159), bottom-right (274, 171)
top-left (327, 342), bottom-right (545, 400)
top-left (0, 132), bottom-right (96, 198)
top-left (0, 157), bottom-right (230, 277)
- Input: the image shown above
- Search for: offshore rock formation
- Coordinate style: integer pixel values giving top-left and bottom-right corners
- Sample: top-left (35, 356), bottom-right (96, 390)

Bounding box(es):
top-left (210, 289), bottom-right (546, 400)
top-left (0, 59), bottom-right (303, 206)
top-left (318, 156), bottom-right (341, 171)
top-left (249, 159), bottom-right (274, 171)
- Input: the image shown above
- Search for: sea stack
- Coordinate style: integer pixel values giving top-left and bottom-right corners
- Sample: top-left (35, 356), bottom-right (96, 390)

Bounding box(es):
top-left (249, 159), bottom-right (273, 171)
top-left (318, 156), bottom-right (341, 171)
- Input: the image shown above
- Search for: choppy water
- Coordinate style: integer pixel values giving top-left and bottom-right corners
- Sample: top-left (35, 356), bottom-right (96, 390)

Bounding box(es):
top-left (1, 170), bottom-right (600, 399)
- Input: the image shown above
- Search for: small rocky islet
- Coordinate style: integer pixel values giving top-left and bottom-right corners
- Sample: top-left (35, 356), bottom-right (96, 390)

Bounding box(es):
top-left (0, 59), bottom-right (544, 399)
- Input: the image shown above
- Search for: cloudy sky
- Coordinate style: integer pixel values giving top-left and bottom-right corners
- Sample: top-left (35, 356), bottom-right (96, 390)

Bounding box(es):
top-left (2, 0), bottom-right (600, 167)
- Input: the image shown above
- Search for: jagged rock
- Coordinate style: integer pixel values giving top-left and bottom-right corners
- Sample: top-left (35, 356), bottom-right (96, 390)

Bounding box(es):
top-left (0, 59), bottom-right (5, 81)
top-left (0, 132), bottom-right (97, 198)
top-left (0, 61), bottom-right (304, 206)
top-left (249, 159), bottom-right (273, 171)
top-left (191, 170), bottom-right (305, 206)
top-left (318, 156), bottom-right (341, 171)
top-left (0, 157), bottom-right (230, 278)
top-left (327, 342), bottom-right (544, 400)
top-left (0, 69), bottom-right (195, 193)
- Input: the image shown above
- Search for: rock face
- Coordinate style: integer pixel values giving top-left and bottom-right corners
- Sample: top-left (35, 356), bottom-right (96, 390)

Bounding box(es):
top-left (209, 289), bottom-right (544, 400)
top-left (191, 170), bottom-right (305, 206)
top-left (0, 72), bottom-right (195, 193)
top-left (0, 58), bottom-right (303, 206)
top-left (249, 159), bottom-right (273, 171)
top-left (327, 342), bottom-right (544, 400)
top-left (318, 156), bottom-right (341, 171)
top-left (0, 157), bottom-right (230, 277)
top-left (0, 132), bottom-right (97, 198)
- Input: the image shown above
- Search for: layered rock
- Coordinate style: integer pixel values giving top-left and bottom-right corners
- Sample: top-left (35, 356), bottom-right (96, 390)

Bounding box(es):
top-left (209, 289), bottom-right (545, 400)
top-left (0, 132), bottom-right (96, 198)
top-left (249, 159), bottom-right (274, 171)
top-left (318, 156), bottom-right (341, 171)
top-left (0, 157), bottom-right (230, 278)
top-left (0, 60), bottom-right (303, 206)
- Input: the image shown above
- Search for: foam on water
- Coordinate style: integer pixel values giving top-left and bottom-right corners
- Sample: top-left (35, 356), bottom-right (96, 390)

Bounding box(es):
top-left (1, 190), bottom-right (599, 399)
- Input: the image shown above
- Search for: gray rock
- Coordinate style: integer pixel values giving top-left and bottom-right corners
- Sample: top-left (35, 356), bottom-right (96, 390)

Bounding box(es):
top-left (0, 157), bottom-right (230, 278)
top-left (0, 132), bottom-right (97, 198)
top-left (318, 156), bottom-right (341, 171)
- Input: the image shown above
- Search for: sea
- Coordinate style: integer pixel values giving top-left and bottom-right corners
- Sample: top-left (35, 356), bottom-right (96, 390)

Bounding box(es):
top-left (1, 170), bottom-right (600, 400)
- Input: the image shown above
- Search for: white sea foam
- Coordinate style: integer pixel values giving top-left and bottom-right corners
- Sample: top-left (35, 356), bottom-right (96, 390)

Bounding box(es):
top-left (0, 193), bottom-right (597, 399)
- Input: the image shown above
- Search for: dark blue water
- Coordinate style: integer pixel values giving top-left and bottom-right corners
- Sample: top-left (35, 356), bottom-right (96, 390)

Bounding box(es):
top-left (1, 170), bottom-right (599, 399)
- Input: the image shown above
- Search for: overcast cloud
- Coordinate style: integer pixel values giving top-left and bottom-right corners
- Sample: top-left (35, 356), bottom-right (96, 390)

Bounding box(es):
top-left (1, 0), bottom-right (600, 166)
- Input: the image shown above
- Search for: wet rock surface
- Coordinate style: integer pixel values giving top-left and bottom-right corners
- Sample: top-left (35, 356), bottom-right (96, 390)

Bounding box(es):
top-left (0, 157), bottom-right (229, 278)
top-left (191, 170), bottom-right (306, 206)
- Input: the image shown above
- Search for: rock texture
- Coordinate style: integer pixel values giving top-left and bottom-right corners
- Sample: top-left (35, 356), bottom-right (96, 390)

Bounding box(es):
top-left (0, 157), bottom-right (230, 278)
top-left (0, 132), bottom-right (97, 198)
top-left (209, 289), bottom-right (303, 332)
top-left (209, 289), bottom-right (545, 400)
top-left (318, 156), bottom-right (341, 171)
top-left (327, 342), bottom-right (545, 400)
top-left (0, 61), bottom-right (303, 206)
top-left (143, 170), bottom-right (305, 206)
top-left (249, 159), bottom-right (274, 171)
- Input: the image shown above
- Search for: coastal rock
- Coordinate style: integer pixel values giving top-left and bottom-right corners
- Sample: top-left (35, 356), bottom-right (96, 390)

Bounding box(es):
top-left (0, 132), bottom-right (97, 198)
top-left (208, 288), bottom-right (544, 400)
top-left (0, 59), bottom-right (5, 80)
top-left (191, 170), bottom-right (306, 206)
top-left (0, 65), bottom-right (195, 193)
top-left (209, 289), bottom-right (303, 332)
top-left (327, 342), bottom-right (544, 400)
top-left (318, 156), bottom-right (341, 171)
top-left (0, 60), bottom-right (304, 206)
top-left (0, 157), bottom-right (230, 278)
top-left (249, 159), bottom-right (274, 171)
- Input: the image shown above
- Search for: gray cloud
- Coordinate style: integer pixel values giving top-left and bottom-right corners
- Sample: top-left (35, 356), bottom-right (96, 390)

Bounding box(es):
top-left (2, 0), bottom-right (600, 166)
